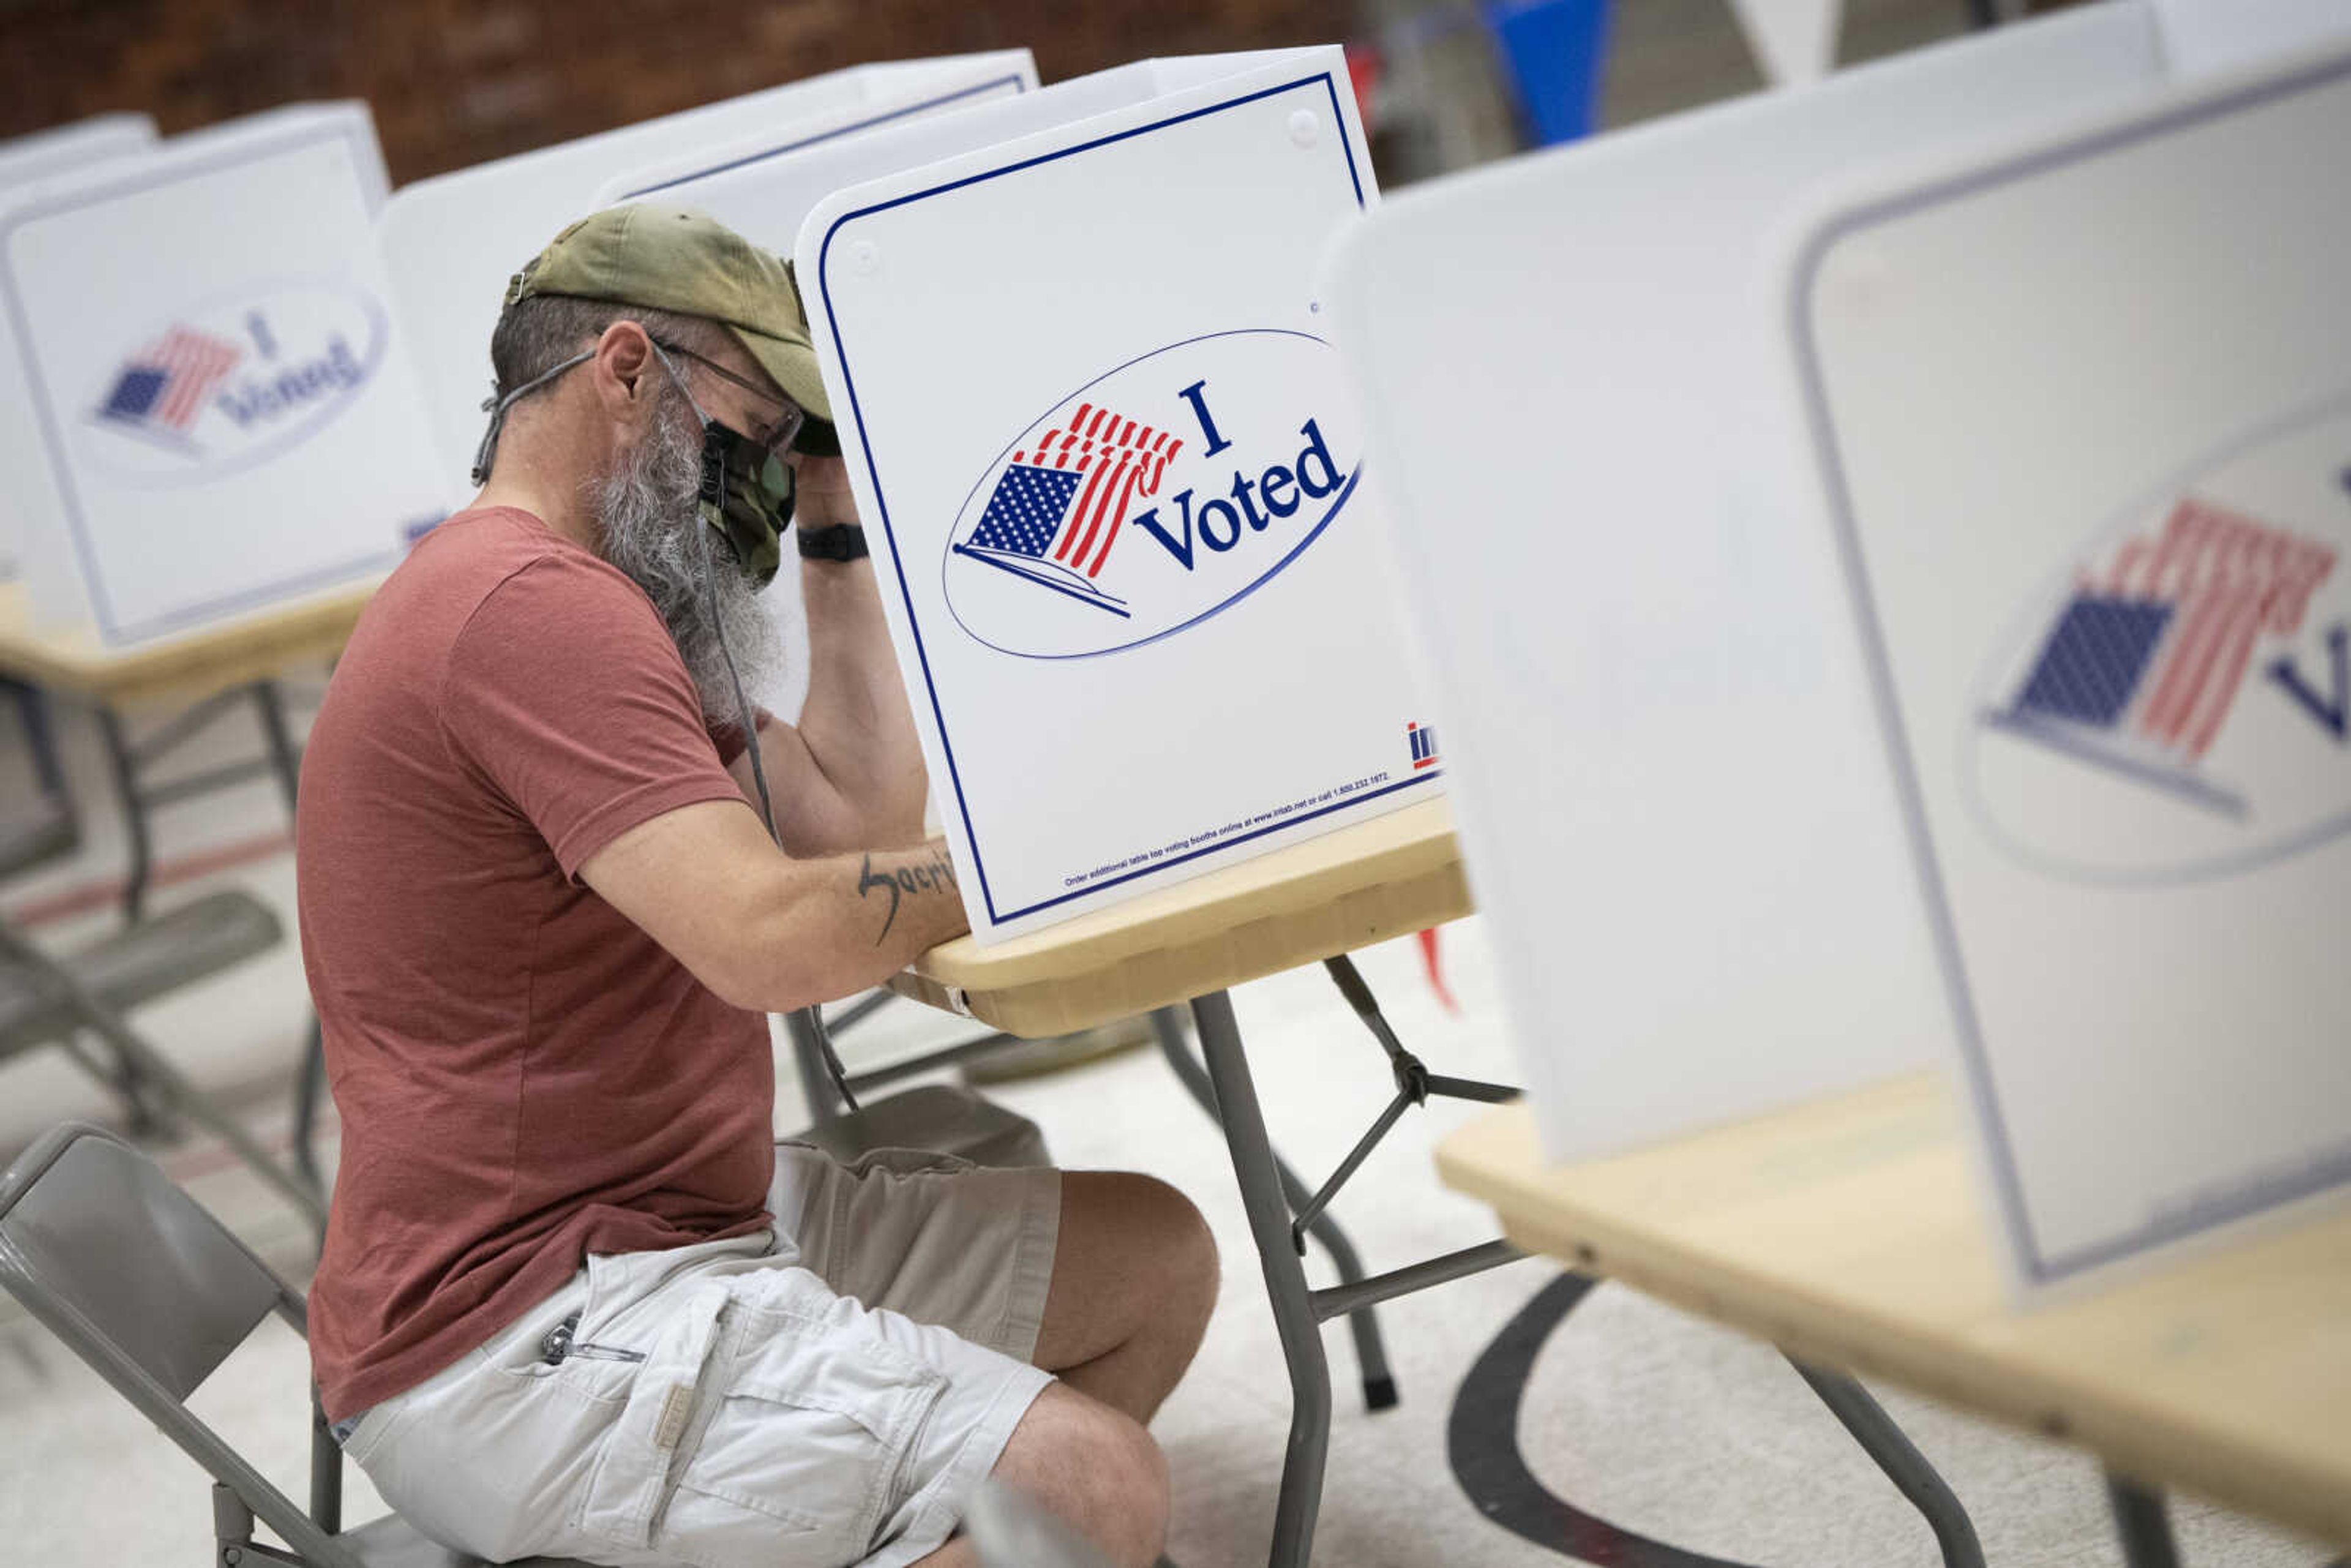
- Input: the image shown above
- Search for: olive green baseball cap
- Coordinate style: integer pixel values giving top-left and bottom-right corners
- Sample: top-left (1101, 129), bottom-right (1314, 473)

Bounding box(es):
top-left (506, 203), bottom-right (831, 423)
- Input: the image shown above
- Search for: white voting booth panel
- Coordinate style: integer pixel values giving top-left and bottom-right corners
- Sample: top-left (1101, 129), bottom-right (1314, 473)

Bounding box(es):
top-left (380, 54), bottom-right (1035, 494)
top-left (0, 102), bottom-right (443, 645)
top-left (0, 113), bottom-right (155, 187)
top-left (1788, 45), bottom-right (2351, 1290)
top-left (0, 114), bottom-right (160, 583)
top-left (2151, 0), bottom-right (2350, 80)
top-left (167, 103), bottom-right (392, 214)
top-left (592, 51), bottom-right (1361, 220)
top-left (1323, 4), bottom-right (2167, 1165)
top-left (592, 60), bottom-right (1242, 242)
top-left (796, 48), bottom-right (1438, 942)
top-left (596, 55), bottom-right (1038, 206)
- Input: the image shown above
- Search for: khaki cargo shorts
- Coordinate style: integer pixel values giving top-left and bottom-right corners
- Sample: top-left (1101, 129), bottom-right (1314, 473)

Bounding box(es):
top-left (341, 1143), bottom-right (1062, 1568)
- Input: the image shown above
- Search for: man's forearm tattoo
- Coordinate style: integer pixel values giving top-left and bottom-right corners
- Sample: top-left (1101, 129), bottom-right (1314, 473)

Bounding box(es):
top-left (857, 848), bottom-right (959, 945)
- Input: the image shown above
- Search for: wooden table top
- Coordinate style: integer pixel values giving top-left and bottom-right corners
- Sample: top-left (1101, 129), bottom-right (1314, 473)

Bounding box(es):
top-left (1436, 1081), bottom-right (2351, 1549)
top-left (894, 796), bottom-right (1472, 1038)
top-left (0, 579), bottom-right (378, 707)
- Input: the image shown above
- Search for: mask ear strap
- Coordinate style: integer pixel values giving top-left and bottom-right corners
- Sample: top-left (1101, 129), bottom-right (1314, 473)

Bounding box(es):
top-left (471, 350), bottom-right (593, 486)
top-left (645, 341), bottom-right (735, 542)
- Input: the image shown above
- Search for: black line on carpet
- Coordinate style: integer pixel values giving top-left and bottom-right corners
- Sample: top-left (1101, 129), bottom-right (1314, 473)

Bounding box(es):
top-left (1447, 1271), bottom-right (1768, 1568)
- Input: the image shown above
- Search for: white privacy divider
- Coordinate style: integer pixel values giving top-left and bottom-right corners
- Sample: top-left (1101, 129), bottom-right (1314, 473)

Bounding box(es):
top-left (783, 48), bottom-right (1439, 941)
top-left (380, 54), bottom-right (1036, 494)
top-left (2151, 0), bottom-right (2350, 80)
top-left (1785, 40), bottom-right (2351, 1292)
top-left (0, 102), bottom-right (444, 643)
top-left (592, 59), bottom-right (1194, 247)
top-left (0, 114), bottom-right (160, 582)
top-left (1322, 3), bottom-right (2167, 1165)
top-left (597, 54), bottom-right (1036, 206)
top-left (166, 102), bottom-right (392, 212)
top-left (0, 113), bottom-right (155, 187)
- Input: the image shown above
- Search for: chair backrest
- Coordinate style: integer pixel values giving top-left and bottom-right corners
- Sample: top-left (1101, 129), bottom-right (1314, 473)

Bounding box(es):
top-left (0, 1122), bottom-right (285, 1398)
top-left (0, 1122), bottom-right (351, 1566)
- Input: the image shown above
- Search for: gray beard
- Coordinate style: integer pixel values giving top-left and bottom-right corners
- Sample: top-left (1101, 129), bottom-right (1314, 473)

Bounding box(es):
top-left (593, 399), bottom-right (784, 731)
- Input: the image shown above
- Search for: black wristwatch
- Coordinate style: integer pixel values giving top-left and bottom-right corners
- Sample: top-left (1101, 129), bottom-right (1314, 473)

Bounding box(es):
top-left (796, 524), bottom-right (869, 562)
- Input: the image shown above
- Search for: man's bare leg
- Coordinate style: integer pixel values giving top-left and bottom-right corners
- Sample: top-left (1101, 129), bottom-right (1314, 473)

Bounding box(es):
top-left (912, 1172), bottom-right (1215, 1566)
top-left (909, 1382), bottom-right (1168, 1568)
top-left (1032, 1172), bottom-right (1218, 1422)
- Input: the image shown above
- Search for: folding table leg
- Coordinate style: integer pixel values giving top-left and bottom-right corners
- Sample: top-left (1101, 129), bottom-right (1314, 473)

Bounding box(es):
top-left (249, 680), bottom-right (302, 814)
top-left (1150, 1007), bottom-right (1397, 1410)
top-left (1190, 989), bottom-right (1330, 1568)
top-left (1787, 1359), bottom-right (1984, 1568)
top-left (2105, 1473), bottom-right (2181, 1568)
top-left (94, 705), bottom-right (152, 923)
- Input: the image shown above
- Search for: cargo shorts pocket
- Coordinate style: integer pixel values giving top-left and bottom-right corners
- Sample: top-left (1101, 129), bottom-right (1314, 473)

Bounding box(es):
top-left (574, 1278), bottom-right (730, 1553)
top-left (658, 1286), bottom-right (948, 1568)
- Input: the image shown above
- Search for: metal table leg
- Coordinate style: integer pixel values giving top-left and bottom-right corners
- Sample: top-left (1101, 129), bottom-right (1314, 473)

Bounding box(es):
top-left (1788, 1359), bottom-right (1984, 1568)
top-left (291, 1017), bottom-right (328, 1198)
top-left (1190, 989), bottom-right (1330, 1568)
top-left (1151, 1007), bottom-right (1398, 1409)
top-left (250, 680), bottom-right (303, 814)
top-left (6, 678), bottom-right (69, 800)
top-left (94, 705), bottom-right (152, 923)
top-left (2106, 1473), bottom-right (2181, 1568)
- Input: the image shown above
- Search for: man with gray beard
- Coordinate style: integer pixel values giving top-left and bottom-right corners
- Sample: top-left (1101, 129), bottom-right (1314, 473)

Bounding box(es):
top-left (294, 206), bottom-right (1213, 1568)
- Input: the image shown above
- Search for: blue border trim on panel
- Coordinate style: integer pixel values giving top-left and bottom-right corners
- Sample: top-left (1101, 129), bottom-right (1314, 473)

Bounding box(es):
top-left (0, 120), bottom-right (397, 643)
top-left (817, 70), bottom-right (1367, 924)
top-left (1787, 48), bottom-right (2351, 1286)
top-left (616, 73), bottom-right (1032, 198)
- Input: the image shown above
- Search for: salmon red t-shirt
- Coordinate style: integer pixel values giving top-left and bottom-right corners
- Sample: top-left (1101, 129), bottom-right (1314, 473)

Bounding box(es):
top-left (298, 506), bottom-right (774, 1422)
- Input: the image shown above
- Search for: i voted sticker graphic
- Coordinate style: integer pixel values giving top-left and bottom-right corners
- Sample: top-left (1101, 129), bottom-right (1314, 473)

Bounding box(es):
top-left (80, 279), bottom-right (386, 485)
top-left (941, 329), bottom-right (1361, 659)
top-left (1967, 389), bottom-right (2351, 883)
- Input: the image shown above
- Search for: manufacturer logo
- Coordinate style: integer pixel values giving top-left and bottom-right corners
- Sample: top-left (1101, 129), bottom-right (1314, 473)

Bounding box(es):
top-left (1967, 394), bottom-right (2351, 882)
top-left (1407, 721), bottom-right (1439, 771)
top-left (81, 281), bottom-right (386, 484)
top-left (942, 329), bottom-right (1359, 658)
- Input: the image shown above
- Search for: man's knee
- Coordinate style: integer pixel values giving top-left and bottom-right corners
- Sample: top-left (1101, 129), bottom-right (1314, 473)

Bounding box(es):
top-left (991, 1382), bottom-right (1169, 1567)
top-left (1113, 1174), bottom-right (1219, 1319)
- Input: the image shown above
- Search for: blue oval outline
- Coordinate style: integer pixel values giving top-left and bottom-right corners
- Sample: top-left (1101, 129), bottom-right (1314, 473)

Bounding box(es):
top-left (939, 327), bottom-right (1360, 661)
top-left (1960, 381), bottom-right (2351, 887)
top-left (83, 276), bottom-right (388, 489)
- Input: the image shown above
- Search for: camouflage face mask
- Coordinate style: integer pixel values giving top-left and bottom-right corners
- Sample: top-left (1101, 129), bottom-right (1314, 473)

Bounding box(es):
top-left (648, 341), bottom-right (802, 590)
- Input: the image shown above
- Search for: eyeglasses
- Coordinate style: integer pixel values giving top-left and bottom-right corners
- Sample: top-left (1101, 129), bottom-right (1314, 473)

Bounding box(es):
top-left (651, 340), bottom-right (804, 457)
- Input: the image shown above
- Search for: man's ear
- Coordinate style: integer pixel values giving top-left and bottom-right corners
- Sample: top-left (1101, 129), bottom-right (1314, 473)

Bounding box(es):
top-left (590, 320), bottom-right (658, 419)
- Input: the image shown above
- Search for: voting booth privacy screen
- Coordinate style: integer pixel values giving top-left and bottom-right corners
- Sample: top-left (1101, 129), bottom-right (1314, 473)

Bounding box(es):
top-left (1324, 5), bottom-right (2165, 1168)
top-left (0, 114), bottom-right (160, 585)
top-left (1790, 44), bottom-right (2351, 1289)
top-left (0, 103), bottom-right (444, 645)
top-left (777, 48), bottom-right (1436, 940)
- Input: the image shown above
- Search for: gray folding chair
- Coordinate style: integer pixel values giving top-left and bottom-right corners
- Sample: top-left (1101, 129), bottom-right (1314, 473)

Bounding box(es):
top-left (782, 1008), bottom-right (1050, 1170)
top-left (0, 902), bottom-right (324, 1231)
top-left (0, 1122), bottom-right (590, 1567)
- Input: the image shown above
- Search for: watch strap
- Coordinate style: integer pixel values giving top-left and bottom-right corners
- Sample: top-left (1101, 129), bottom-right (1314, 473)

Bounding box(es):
top-left (796, 523), bottom-right (869, 561)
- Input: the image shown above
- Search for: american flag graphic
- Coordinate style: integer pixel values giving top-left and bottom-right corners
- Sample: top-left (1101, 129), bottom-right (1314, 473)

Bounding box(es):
top-left (956, 402), bottom-right (1182, 615)
top-left (1992, 498), bottom-right (2337, 808)
top-left (94, 326), bottom-right (242, 436)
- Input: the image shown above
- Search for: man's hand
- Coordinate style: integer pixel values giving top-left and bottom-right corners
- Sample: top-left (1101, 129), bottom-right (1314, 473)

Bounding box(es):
top-left (579, 799), bottom-right (970, 1013)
